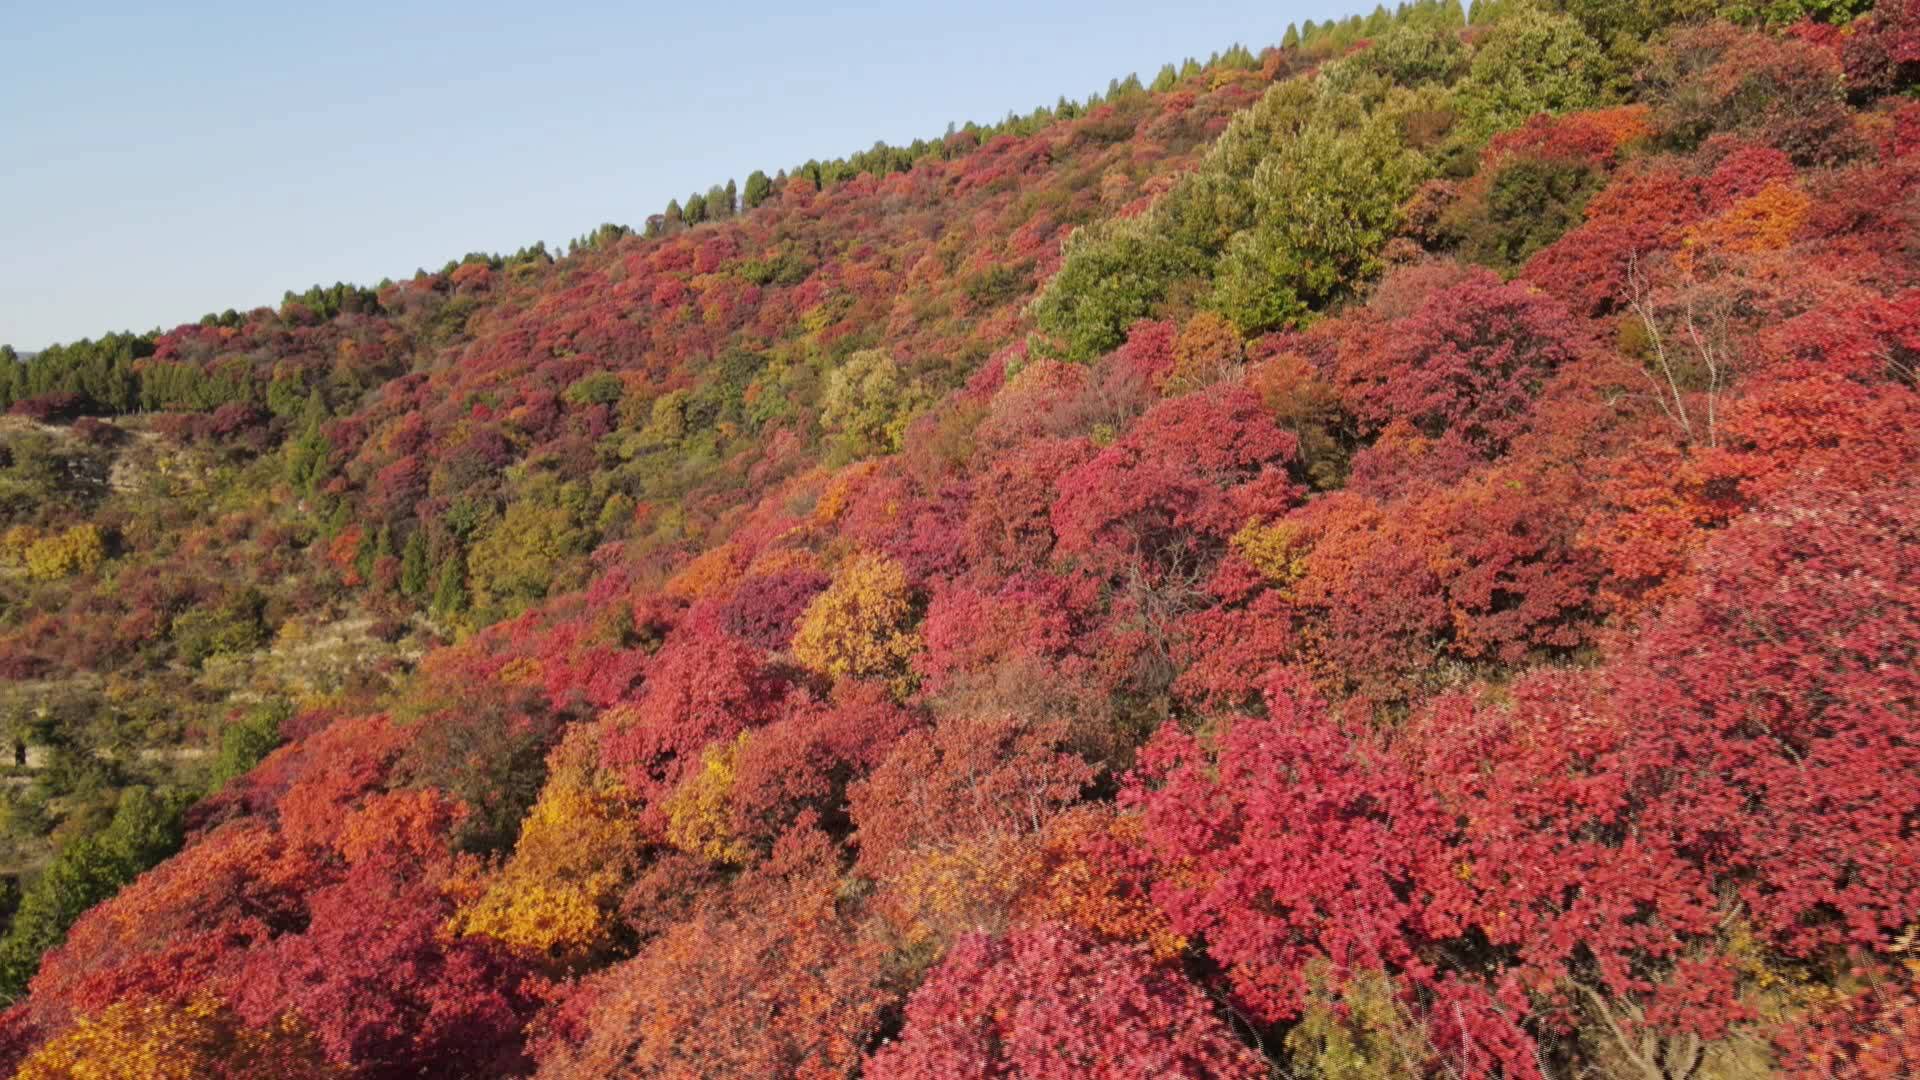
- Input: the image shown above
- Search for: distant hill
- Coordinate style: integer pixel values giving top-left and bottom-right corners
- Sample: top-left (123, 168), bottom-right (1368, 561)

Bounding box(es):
top-left (2, 0), bottom-right (1918, 1076)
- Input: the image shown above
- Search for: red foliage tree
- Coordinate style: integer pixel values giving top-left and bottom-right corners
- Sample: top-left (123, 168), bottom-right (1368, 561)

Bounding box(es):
top-left (1051, 385), bottom-right (1298, 576)
top-left (963, 437), bottom-right (1094, 573)
top-left (1125, 672), bottom-right (1446, 1024)
top-left (866, 925), bottom-right (1265, 1079)
top-left (534, 823), bottom-right (894, 1079)
top-left (232, 864), bottom-right (542, 1079)
top-left (596, 630), bottom-right (788, 803)
top-left (1617, 482), bottom-right (1920, 958)
top-left (1333, 269), bottom-right (1585, 456)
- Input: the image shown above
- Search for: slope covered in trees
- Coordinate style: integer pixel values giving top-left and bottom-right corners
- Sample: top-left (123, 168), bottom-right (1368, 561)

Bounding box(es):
top-left (3, 0), bottom-right (1919, 1075)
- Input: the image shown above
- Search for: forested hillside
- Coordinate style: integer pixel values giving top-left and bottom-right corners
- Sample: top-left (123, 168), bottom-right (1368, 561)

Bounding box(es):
top-left (1, 0), bottom-right (1918, 1075)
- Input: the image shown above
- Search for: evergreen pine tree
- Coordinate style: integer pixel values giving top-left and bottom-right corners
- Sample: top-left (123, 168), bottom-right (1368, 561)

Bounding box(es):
top-left (744, 170), bottom-right (772, 209)
top-left (433, 552), bottom-right (469, 616)
top-left (400, 531), bottom-right (430, 598)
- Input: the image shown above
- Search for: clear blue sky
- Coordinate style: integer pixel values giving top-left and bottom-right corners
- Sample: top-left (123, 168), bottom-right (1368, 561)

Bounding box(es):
top-left (1, 0), bottom-right (1374, 351)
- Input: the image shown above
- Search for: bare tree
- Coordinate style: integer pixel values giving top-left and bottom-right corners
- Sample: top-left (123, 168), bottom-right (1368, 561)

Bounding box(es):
top-left (1623, 253), bottom-right (1728, 450)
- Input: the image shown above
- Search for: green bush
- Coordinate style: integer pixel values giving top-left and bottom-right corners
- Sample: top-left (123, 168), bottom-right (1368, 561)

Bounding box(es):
top-left (214, 699), bottom-right (291, 786)
top-left (1210, 103), bottom-right (1427, 333)
top-left (170, 589), bottom-right (269, 667)
top-left (1454, 2), bottom-right (1613, 144)
top-left (1029, 221), bottom-right (1204, 361)
top-left (1446, 156), bottom-right (1605, 270)
top-left (0, 786), bottom-right (190, 1001)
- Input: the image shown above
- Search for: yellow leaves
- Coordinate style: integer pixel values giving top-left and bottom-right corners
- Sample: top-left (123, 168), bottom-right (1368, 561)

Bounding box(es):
top-left (874, 809), bottom-right (1189, 962)
top-left (1677, 181), bottom-right (1811, 273)
top-left (1023, 811), bottom-right (1188, 962)
top-left (743, 544), bottom-right (822, 579)
top-left (14, 994), bottom-right (337, 1080)
top-left (878, 834), bottom-right (1042, 951)
top-left (663, 542), bottom-right (743, 602)
top-left (496, 656), bottom-right (542, 688)
top-left (1283, 966), bottom-right (1434, 1080)
top-left (662, 733), bottom-right (753, 865)
top-left (7, 524), bottom-right (108, 580)
top-left (1, 524), bottom-right (37, 568)
top-left (450, 728), bottom-right (641, 966)
top-left (791, 551), bottom-right (922, 695)
top-left (1233, 519), bottom-right (1311, 587)
top-left (1165, 310), bottom-right (1246, 393)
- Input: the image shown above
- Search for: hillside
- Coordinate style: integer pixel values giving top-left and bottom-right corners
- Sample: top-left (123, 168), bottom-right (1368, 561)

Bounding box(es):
top-left (1, 0), bottom-right (1918, 1075)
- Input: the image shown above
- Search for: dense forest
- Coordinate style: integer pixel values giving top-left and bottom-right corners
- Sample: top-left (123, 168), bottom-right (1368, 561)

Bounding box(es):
top-left (1, 0), bottom-right (1917, 1075)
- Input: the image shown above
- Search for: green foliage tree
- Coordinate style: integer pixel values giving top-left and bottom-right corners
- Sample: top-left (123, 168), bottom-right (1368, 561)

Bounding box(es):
top-left (0, 333), bottom-right (146, 415)
top-left (1722, 0), bottom-right (1871, 25)
top-left (744, 170), bottom-right (773, 209)
top-left (284, 390), bottom-right (333, 494)
top-left (433, 549), bottom-right (470, 617)
top-left (400, 530), bottom-right (431, 598)
top-left (466, 481), bottom-right (590, 614)
top-left (1447, 157), bottom-right (1606, 270)
top-left (1030, 222), bottom-right (1204, 361)
top-left (170, 588), bottom-right (270, 667)
top-left (1209, 100), bottom-right (1427, 333)
top-left (1557, 0), bottom-right (1718, 43)
top-left (819, 350), bottom-right (934, 462)
top-left (0, 786), bottom-right (190, 1001)
top-left (1356, 22), bottom-right (1469, 86)
top-left (213, 698), bottom-right (291, 785)
top-left (1454, 2), bottom-right (1613, 144)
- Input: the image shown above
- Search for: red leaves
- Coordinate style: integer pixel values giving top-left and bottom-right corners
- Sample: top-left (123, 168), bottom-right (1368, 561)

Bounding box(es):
top-left (536, 822), bottom-right (893, 1080)
top-left (231, 868), bottom-right (541, 1079)
top-left (850, 709), bottom-right (1095, 882)
top-left (963, 437), bottom-right (1093, 573)
top-left (1619, 482), bottom-right (1920, 958)
top-left (716, 566), bottom-right (829, 650)
top-left (917, 572), bottom-right (1098, 693)
top-left (1050, 385), bottom-right (1299, 574)
top-left (1407, 673), bottom-right (1732, 1037)
top-left (725, 682), bottom-right (919, 851)
top-left (1411, 481), bottom-right (1920, 1038)
top-left (1334, 268), bottom-right (1585, 455)
top-left (1842, 0), bottom-right (1920, 100)
top-left (867, 925), bottom-right (1265, 1079)
top-left (1484, 106), bottom-right (1652, 171)
top-left (1125, 673), bottom-right (1446, 1024)
top-left (596, 630), bottom-right (787, 803)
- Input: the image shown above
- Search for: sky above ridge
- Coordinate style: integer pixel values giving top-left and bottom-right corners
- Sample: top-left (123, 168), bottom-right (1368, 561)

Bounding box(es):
top-left (1, 0), bottom-right (1378, 350)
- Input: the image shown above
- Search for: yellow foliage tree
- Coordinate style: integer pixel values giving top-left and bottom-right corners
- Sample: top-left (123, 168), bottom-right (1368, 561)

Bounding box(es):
top-left (14, 994), bottom-right (337, 1080)
top-left (465, 484), bottom-right (587, 612)
top-left (24, 524), bottom-right (107, 580)
top-left (878, 833), bottom-right (1043, 952)
top-left (1165, 310), bottom-right (1246, 393)
top-left (1678, 180), bottom-right (1811, 270)
top-left (1023, 809), bottom-right (1188, 961)
top-left (661, 733), bottom-right (753, 865)
top-left (791, 551), bottom-right (922, 695)
top-left (1232, 519), bottom-right (1311, 587)
top-left (662, 542), bottom-right (743, 601)
top-left (1, 524), bottom-right (40, 569)
top-left (451, 727), bottom-right (642, 967)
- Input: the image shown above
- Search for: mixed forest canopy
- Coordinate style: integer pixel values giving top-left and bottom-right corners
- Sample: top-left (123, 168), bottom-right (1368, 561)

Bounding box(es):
top-left (2, 0), bottom-right (1919, 1076)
